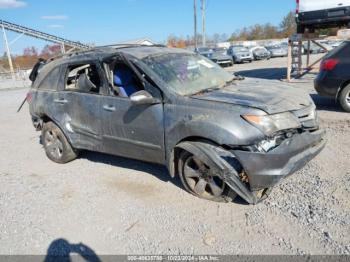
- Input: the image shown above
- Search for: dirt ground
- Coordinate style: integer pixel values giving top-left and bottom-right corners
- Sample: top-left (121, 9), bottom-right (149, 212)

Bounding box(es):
top-left (0, 55), bottom-right (349, 256)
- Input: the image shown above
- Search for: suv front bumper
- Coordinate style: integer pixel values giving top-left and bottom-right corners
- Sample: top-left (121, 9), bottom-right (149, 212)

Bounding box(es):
top-left (234, 129), bottom-right (326, 191)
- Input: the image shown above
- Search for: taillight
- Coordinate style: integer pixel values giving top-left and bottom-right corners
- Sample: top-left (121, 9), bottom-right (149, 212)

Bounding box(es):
top-left (296, 0), bottom-right (299, 14)
top-left (26, 92), bottom-right (33, 103)
top-left (321, 59), bottom-right (339, 71)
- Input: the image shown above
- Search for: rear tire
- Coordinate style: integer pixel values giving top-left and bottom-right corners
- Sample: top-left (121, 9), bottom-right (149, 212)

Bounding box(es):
top-left (178, 150), bottom-right (237, 202)
top-left (339, 85), bottom-right (350, 113)
top-left (42, 122), bottom-right (78, 163)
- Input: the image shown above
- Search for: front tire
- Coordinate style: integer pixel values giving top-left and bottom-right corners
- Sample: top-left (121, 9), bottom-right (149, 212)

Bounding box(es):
top-left (178, 151), bottom-right (237, 202)
top-left (339, 85), bottom-right (350, 112)
top-left (42, 122), bottom-right (78, 163)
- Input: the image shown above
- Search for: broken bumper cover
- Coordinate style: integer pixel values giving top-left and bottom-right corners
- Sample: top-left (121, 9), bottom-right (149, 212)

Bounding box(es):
top-left (234, 129), bottom-right (326, 191)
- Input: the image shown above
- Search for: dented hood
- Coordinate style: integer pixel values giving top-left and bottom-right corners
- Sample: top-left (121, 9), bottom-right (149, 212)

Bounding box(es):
top-left (191, 78), bottom-right (313, 114)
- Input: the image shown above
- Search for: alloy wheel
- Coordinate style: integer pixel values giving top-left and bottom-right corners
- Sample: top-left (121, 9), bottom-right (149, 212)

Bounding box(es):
top-left (45, 130), bottom-right (63, 160)
top-left (183, 156), bottom-right (225, 198)
top-left (346, 91), bottom-right (350, 106)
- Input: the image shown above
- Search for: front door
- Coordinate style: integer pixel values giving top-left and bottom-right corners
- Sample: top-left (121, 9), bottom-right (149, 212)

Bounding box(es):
top-left (100, 95), bottom-right (165, 164)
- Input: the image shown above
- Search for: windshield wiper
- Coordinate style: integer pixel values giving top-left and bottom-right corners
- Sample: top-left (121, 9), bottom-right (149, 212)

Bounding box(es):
top-left (191, 87), bottom-right (221, 96)
top-left (233, 74), bottom-right (245, 81)
top-left (224, 78), bottom-right (236, 87)
top-left (222, 74), bottom-right (245, 87)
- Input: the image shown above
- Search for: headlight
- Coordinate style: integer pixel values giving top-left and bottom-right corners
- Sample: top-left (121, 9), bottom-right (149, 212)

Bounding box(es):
top-left (242, 112), bottom-right (301, 136)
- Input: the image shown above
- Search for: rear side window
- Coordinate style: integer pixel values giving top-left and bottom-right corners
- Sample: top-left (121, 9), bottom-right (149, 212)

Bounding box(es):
top-left (65, 63), bottom-right (101, 94)
top-left (37, 66), bottom-right (60, 90)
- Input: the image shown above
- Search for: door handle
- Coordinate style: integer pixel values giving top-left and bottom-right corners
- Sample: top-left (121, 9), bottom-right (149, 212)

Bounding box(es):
top-left (103, 105), bottom-right (116, 112)
top-left (54, 98), bottom-right (68, 104)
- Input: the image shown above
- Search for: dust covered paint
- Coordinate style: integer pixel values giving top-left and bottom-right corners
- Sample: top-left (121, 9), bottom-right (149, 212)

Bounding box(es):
top-left (27, 45), bottom-right (326, 203)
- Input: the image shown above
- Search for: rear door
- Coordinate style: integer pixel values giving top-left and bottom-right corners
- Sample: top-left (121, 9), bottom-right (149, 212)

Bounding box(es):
top-left (57, 61), bottom-right (104, 151)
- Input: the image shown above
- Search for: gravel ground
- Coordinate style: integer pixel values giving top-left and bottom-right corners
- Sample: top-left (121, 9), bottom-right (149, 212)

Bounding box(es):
top-left (0, 56), bottom-right (349, 256)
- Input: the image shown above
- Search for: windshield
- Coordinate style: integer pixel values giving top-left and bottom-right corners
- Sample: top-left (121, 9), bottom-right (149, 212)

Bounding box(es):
top-left (254, 47), bottom-right (266, 52)
top-left (267, 46), bottom-right (280, 50)
top-left (214, 48), bottom-right (226, 52)
top-left (142, 53), bottom-right (233, 96)
top-left (232, 46), bottom-right (248, 52)
top-left (197, 47), bottom-right (211, 53)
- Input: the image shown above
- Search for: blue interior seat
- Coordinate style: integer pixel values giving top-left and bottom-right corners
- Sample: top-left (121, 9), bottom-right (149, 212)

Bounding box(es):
top-left (113, 66), bottom-right (138, 97)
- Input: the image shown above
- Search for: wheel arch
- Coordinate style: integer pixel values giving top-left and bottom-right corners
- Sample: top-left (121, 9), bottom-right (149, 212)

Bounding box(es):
top-left (337, 80), bottom-right (350, 100)
top-left (39, 114), bottom-right (75, 148)
top-left (168, 136), bottom-right (221, 178)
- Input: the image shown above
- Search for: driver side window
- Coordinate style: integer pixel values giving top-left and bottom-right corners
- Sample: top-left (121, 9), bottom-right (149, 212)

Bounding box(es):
top-left (106, 61), bottom-right (144, 98)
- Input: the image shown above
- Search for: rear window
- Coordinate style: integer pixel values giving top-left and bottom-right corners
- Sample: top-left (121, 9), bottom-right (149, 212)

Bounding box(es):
top-left (233, 47), bottom-right (248, 52)
top-left (324, 41), bottom-right (349, 59)
top-left (65, 63), bottom-right (101, 94)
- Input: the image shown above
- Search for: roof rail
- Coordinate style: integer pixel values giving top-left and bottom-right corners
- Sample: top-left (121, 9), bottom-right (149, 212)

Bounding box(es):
top-left (40, 44), bottom-right (168, 63)
top-left (94, 43), bottom-right (166, 49)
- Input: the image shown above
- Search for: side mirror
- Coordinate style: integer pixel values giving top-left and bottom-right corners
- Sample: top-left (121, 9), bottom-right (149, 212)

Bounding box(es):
top-left (130, 90), bottom-right (159, 105)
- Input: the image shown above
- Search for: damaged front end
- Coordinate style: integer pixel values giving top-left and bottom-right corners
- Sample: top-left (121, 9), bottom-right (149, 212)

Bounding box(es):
top-left (233, 129), bottom-right (326, 192)
top-left (175, 105), bottom-right (326, 205)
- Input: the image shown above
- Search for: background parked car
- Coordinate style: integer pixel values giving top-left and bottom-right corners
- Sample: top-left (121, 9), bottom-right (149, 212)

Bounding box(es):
top-left (227, 45), bottom-right (253, 63)
top-left (302, 41), bottom-right (332, 54)
top-left (197, 47), bottom-right (212, 58)
top-left (249, 46), bottom-right (271, 60)
top-left (210, 48), bottom-right (234, 66)
top-left (303, 42), bottom-right (323, 54)
top-left (327, 40), bottom-right (343, 48)
top-left (315, 41), bottom-right (350, 112)
top-left (265, 45), bottom-right (288, 58)
top-left (318, 41), bottom-right (334, 52)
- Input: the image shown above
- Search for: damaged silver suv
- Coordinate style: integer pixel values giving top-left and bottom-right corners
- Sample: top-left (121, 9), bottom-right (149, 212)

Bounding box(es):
top-left (27, 46), bottom-right (326, 204)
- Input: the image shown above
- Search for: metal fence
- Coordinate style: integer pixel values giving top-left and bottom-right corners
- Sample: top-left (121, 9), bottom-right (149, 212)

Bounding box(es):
top-left (0, 69), bottom-right (31, 89)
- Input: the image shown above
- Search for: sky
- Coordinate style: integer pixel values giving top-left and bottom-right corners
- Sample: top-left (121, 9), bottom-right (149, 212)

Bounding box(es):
top-left (0, 0), bottom-right (295, 54)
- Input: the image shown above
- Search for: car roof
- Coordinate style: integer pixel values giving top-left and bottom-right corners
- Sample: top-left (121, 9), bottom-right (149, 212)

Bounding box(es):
top-left (33, 45), bottom-right (194, 86)
top-left (42, 45), bottom-right (193, 69)
top-left (122, 46), bottom-right (193, 58)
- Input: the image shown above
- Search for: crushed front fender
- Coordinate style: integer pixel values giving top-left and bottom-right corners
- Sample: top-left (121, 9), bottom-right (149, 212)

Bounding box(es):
top-left (175, 141), bottom-right (261, 204)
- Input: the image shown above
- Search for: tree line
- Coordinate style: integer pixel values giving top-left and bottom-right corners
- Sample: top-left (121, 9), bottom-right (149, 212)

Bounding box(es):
top-left (0, 44), bottom-right (62, 70)
top-left (168, 11), bottom-right (297, 47)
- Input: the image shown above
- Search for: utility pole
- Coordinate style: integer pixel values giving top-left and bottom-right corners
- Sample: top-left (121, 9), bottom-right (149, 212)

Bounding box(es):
top-left (2, 24), bottom-right (15, 80)
top-left (201, 0), bottom-right (206, 47)
top-left (60, 42), bottom-right (66, 54)
top-left (194, 0), bottom-right (198, 51)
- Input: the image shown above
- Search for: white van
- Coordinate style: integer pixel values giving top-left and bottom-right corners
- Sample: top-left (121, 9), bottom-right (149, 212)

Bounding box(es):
top-left (296, 0), bottom-right (350, 33)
